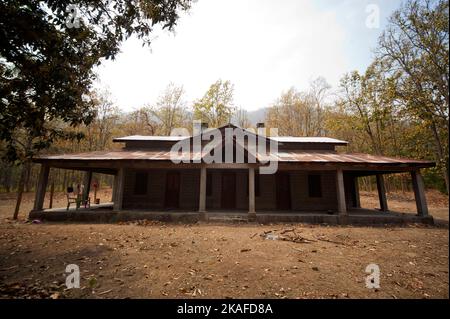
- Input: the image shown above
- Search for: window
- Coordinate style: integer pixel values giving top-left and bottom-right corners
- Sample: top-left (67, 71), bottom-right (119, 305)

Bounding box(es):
top-left (134, 172), bottom-right (148, 195)
top-left (308, 174), bottom-right (322, 198)
top-left (206, 173), bottom-right (212, 196)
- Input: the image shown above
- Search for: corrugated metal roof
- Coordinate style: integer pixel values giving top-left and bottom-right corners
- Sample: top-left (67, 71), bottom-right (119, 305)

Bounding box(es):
top-left (264, 152), bottom-right (432, 165)
top-left (270, 137), bottom-right (348, 144)
top-left (37, 150), bottom-right (191, 161)
top-left (113, 135), bottom-right (189, 142)
top-left (113, 135), bottom-right (348, 144)
top-left (35, 149), bottom-right (433, 168)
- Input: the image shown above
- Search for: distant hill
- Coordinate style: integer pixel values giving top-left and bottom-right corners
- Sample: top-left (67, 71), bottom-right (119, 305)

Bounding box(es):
top-left (246, 107), bottom-right (268, 125)
top-left (230, 107), bottom-right (268, 127)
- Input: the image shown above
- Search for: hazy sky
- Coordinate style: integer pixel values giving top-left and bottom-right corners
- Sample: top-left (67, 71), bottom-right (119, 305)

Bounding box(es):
top-left (95, 0), bottom-right (402, 112)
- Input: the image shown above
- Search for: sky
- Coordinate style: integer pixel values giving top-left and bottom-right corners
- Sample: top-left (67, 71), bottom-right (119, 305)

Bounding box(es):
top-left (95, 0), bottom-right (402, 112)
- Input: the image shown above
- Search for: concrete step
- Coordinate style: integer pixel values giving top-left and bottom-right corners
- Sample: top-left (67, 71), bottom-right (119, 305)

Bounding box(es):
top-left (207, 215), bottom-right (248, 223)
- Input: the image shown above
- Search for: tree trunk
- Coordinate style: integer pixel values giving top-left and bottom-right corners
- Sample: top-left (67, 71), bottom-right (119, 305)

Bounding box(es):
top-left (400, 174), bottom-right (406, 193)
top-left (49, 182), bottom-right (55, 209)
top-left (13, 161), bottom-right (31, 220)
top-left (430, 121), bottom-right (449, 193)
top-left (24, 163), bottom-right (32, 192)
top-left (4, 164), bottom-right (12, 193)
top-left (62, 170), bottom-right (67, 192)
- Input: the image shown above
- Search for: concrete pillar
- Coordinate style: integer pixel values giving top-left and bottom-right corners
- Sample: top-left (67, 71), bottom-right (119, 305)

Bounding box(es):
top-left (336, 169), bottom-right (347, 215)
top-left (411, 170), bottom-right (429, 217)
top-left (82, 171), bottom-right (92, 202)
top-left (248, 167), bottom-right (256, 219)
top-left (353, 176), bottom-right (361, 208)
top-left (33, 164), bottom-right (50, 211)
top-left (111, 173), bottom-right (118, 202)
top-left (113, 168), bottom-right (125, 211)
top-left (199, 166), bottom-right (207, 215)
top-left (376, 174), bottom-right (388, 212)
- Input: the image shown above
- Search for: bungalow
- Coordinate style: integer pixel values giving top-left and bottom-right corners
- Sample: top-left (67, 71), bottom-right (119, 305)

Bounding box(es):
top-left (30, 123), bottom-right (434, 224)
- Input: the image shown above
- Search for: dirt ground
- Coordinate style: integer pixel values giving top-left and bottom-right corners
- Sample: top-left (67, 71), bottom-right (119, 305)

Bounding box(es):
top-left (0, 189), bottom-right (448, 299)
top-left (359, 190), bottom-right (449, 222)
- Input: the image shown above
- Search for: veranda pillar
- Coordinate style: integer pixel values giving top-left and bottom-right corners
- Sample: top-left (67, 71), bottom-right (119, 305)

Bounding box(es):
top-left (82, 171), bottom-right (92, 202)
top-left (113, 168), bottom-right (125, 211)
top-left (411, 170), bottom-right (428, 217)
top-left (33, 164), bottom-right (50, 211)
top-left (336, 169), bottom-right (347, 215)
top-left (353, 176), bottom-right (361, 208)
top-left (248, 167), bottom-right (256, 220)
top-left (376, 174), bottom-right (388, 212)
top-left (198, 166), bottom-right (207, 219)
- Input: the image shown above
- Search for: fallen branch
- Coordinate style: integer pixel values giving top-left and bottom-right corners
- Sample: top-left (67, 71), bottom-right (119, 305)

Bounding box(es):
top-left (280, 228), bottom-right (295, 234)
top-left (280, 235), bottom-right (316, 244)
top-left (98, 289), bottom-right (113, 295)
top-left (0, 265), bottom-right (18, 271)
top-left (315, 237), bottom-right (347, 246)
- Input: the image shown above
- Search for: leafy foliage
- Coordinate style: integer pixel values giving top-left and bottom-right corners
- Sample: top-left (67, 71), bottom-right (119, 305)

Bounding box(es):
top-left (193, 79), bottom-right (235, 127)
top-left (265, 1), bottom-right (449, 193)
top-left (266, 77), bottom-right (331, 137)
top-left (376, 0), bottom-right (449, 192)
top-left (141, 83), bottom-right (191, 135)
top-left (0, 0), bottom-right (192, 163)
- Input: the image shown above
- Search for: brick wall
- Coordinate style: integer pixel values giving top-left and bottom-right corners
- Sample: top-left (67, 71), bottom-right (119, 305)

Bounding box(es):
top-left (121, 168), bottom-right (354, 212)
top-left (122, 169), bottom-right (200, 210)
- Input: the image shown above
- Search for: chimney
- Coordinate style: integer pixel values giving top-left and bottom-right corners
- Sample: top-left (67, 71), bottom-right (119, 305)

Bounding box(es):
top-left (256, 122), bottom-right (266, 136)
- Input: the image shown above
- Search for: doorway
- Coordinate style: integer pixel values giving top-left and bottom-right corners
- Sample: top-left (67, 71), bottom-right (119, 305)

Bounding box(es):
top-left (165, 171), bottom-right (180, 209)
top-left (276, 172), bottom-right (291, 210)
top-left (221, 172), bottom-right (236, 209)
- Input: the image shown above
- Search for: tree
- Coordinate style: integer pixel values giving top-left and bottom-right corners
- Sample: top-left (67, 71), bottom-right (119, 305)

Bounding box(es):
top-left (0, 0), bottom-right (192, 218)
top-left (377, 0), bottom-right (449, 192)
top-left (307, 77), bottom-right (332, 136)
top-left (142, 83), bottom-right (190, 135)
top-left (337, 62), bottom-right (392, 156)
top-left (234, 107), bottom-right (251, 128)
top-left (328, 0), bottom-right (448, 193)
top-left (85, 90), bottom-right (120, 151)
top-left (265, 78), bottom-right (331, 136)
top-left (193, 79), bottom-right (235, 127)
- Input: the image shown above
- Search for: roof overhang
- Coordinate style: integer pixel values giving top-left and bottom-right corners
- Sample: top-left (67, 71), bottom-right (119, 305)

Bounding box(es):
top-left (113, 135), bottom-right (189, 142)
top-left (33, 150), bottom-right (434, 172)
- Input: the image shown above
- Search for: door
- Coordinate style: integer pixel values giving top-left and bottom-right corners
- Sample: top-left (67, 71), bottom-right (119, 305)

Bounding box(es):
top-left (276, 172), bottom-right (291, 210)
top-left (165, 171), bottom-right (180, 209)
top-left (221, 172), bottom-right (236, 209)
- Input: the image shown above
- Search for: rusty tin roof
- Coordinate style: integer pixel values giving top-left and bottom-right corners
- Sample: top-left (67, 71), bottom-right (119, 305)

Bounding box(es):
top-left (34, 149), bottom-right (434, 168)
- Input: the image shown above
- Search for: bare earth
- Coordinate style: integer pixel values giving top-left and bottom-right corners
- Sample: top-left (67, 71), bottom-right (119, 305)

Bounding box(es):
top-left (0, 189), bottom-right (448, 299)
